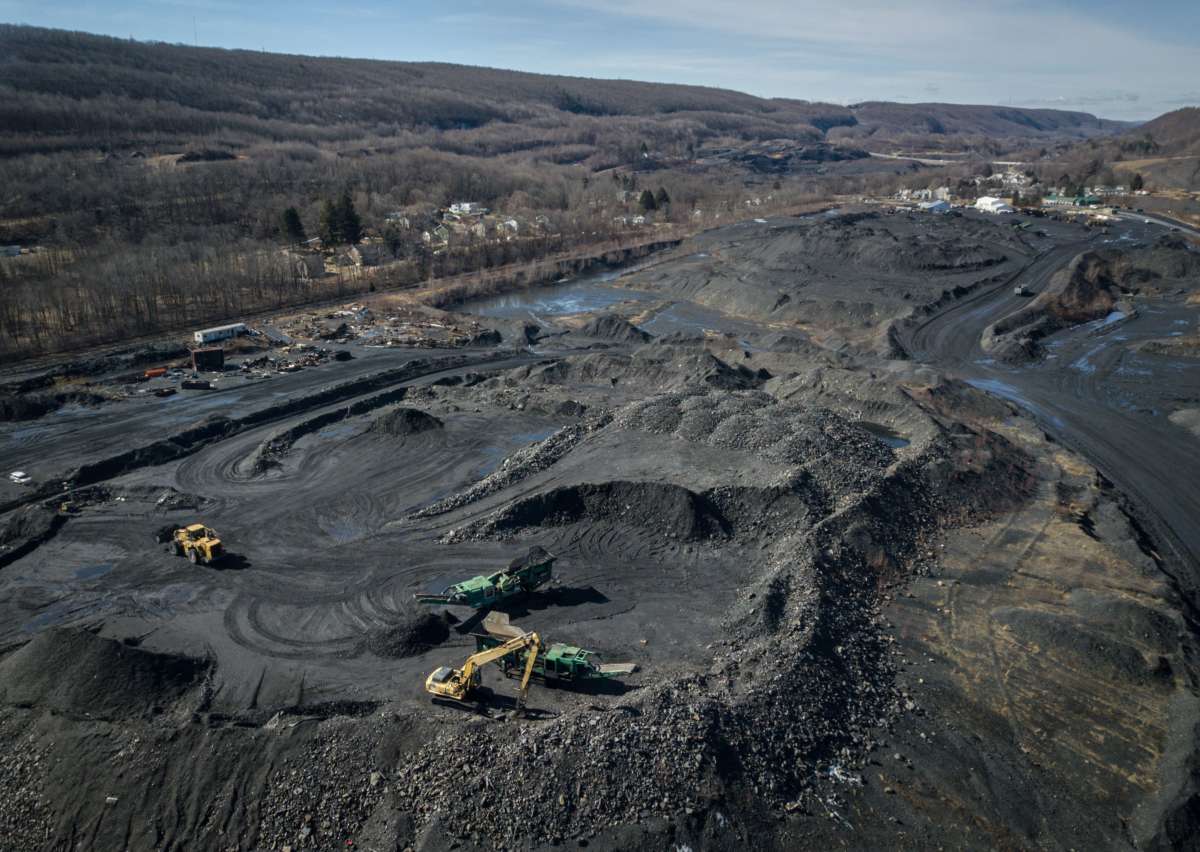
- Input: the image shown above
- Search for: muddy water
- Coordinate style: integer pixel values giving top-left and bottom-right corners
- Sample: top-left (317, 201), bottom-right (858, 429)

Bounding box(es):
top-left (464, 269), bottom-right (659, 320)
top-left (461, 265), bottom-right (774, 340)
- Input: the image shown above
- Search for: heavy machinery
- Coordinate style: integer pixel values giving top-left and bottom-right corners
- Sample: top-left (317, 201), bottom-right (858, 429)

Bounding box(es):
top-left (172, 524), bottom-right (224, 565)
top-left (425, 618), bottom-right (542, 711)
top-left (474, 615), bottom-right (638, 686)
top-left (415, 546), bottom-right (554, 609)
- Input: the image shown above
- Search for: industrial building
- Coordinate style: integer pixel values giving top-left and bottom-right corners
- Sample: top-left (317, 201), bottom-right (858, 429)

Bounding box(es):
top-left (193, 323), bottom-right (247, 345)
top-left (974, 196), bottom-right (1014, 214)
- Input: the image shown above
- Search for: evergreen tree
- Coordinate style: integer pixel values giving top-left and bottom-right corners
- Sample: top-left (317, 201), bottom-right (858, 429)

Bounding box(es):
top-left (318, 199), bottom-right (339, 245)
top-left (336, 192), bottom-right (362, 244)
top-left (654, 186), bottom-right (670, 207)
top-left (281, 207), bottom-right (306, 245)
top-left (1130, 172), bottom-right (1144, 191)
top-left (383, 225), bottom-right (403, 258)
top-left (638, 189), bottom-right (657, 212)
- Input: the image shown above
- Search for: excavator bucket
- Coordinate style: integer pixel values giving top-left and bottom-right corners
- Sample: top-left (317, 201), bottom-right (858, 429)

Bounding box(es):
top-left (483, 611), bottom-right (524, 640)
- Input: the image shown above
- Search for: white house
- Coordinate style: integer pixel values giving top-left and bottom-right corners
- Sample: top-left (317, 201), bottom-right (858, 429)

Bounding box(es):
top-left (449, 202), bottom-right (487, 217)
top-left (975, 196), bottom-right (1014, 214)
top-left (920, 200), bottom-right (951, 214)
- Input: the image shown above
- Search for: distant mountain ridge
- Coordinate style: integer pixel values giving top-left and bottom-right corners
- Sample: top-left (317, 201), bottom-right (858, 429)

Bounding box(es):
top-left (0, 24), bottom-right (1129, 157)
top-left (1132, 107), bottom-right (1200, 155)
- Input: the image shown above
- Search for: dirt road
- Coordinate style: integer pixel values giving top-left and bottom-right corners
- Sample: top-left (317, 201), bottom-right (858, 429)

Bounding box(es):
top-left (900, 219), bottom-right (1200, 603)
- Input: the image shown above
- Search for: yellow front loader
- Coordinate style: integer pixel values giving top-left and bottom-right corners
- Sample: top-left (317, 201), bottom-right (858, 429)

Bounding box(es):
top-left (172, 523), bottom-right (224, 565)
top-left (425, 620), bottom-right (541, 712)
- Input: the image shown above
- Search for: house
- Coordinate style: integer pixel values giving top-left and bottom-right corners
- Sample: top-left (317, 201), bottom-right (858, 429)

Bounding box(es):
top-left (448, 202), bottom-right (487, 217)
top-left (632, 215), bottom-right (647, 225)
top-left (975, 196), bottom-right (1015, 214)
top-left (0, 245), bottom-right (21, 257)
top-left (920, 200), bottom-right (951, 214)
top-left (934, 186), bottom-right (952, 201)
top-left (500, 218), bottom-right (520, 234)
top-left (343, 244), bottom-right (390, 267)
top-left (280, 249), bottom-right (325, 281)
top-left (384, 212), bottom-right (411, 227)
top-left (423, 224), bottom-right (451, 245)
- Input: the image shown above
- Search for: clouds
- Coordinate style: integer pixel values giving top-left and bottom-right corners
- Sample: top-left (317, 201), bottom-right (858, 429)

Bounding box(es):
top-left (556, 0), bottom-right (1199, 117)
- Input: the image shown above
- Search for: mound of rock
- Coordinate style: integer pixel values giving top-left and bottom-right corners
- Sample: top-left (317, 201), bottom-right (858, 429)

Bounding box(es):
top-left (0, 630), bottom-right (207, 720)
top-left (370, 407), bottom-right (444, 439)
top-left (985, 240), bottom-right (1200, 363)
top-left (0, 506), bottom-right (64, 568)
top-left (359, 612), bottom-right (451, 658)
top-left (614, 389), bottom-right (894, 496)
top-left (0, 389), bottom-right (109, 422)
top-left (578, 314), bottom-right (652, 343)
top-left (517, 349), bottom-right (769, 393)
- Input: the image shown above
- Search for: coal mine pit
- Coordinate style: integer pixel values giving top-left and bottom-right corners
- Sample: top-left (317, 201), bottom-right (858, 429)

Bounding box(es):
top-left (2, 211), bottom-right (1200, 851)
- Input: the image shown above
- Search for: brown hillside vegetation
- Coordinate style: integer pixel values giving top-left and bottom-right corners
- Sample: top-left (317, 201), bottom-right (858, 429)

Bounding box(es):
top-left (0, 25), bottom-right (1130, 359)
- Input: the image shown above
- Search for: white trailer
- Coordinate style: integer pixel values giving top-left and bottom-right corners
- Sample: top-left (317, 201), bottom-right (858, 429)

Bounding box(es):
top-left (193, 323), bottom-right (247, 345)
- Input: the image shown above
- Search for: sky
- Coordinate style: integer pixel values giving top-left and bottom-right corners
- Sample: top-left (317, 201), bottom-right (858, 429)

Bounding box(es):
top-left (2, 0), bottom-right (1198, 120)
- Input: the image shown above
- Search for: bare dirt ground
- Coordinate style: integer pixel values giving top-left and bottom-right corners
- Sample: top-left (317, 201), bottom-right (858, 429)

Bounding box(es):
top-left (1, 210), bottom-right (1199, 851)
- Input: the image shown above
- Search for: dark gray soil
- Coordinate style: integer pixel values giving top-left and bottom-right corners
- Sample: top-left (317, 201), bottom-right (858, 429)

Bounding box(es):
top-left (0, 210), bottom-right (1198, 851)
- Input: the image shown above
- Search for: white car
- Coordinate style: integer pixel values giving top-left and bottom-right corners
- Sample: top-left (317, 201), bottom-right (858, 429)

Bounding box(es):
top-left (9, 470), bottom-right (31, 485)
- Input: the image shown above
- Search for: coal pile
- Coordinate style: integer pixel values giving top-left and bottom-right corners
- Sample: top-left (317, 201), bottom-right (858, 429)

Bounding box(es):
top-left (0, 505), bottom-right (64, 568)
top-left (359, 612), bottom-right (451, 659)
top-left (370, 407), bottom-right (444, 439)
top-left (413, 414), bottom-right (613, 518)
top-left (0, 389), bottom-right (109, 422)
top-left (621, 212), bottom-right (1027, 354)
top-left (0, 630), bottom-right (208, 720)
top-left (613, 389), bottom-right (895, 495)
top-left (579, 313), bottom-right (653, 343)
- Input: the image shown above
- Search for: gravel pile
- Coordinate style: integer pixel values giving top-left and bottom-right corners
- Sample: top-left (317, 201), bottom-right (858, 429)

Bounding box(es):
top-left (359, 612), bottom-right (451, 658)
top-left (615, 389), bottom-right (896, 498)
top-left (578, 313), bottom-right (654, 343)
top-left (411, 412), bottom-right (613, 518)
top-left (0, 713), bottom-right (51, 848)
top-left (256, 722), bottom-right (389, 850)
top-left (0, 630), bottom-right (208, 721)
top-left (370, 407), bottom-right (444, 439)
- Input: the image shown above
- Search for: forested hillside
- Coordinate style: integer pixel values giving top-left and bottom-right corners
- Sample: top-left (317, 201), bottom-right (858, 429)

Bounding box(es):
top-left (0, 24), bottom-right (1131, 358)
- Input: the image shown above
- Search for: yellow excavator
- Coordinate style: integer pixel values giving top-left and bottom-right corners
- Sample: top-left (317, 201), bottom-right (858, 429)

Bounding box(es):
top-left (424, 615), bottom-right (541, 712)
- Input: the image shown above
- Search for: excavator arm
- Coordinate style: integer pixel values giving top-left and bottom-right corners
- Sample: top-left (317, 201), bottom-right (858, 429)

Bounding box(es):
top-left (460, 631), bottom-right (539, 684)
top-left (514, 633), bottom-right (541, 711)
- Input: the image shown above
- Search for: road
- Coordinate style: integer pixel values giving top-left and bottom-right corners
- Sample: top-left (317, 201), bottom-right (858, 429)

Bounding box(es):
top-left (1116, 210), bottom-right (1200, 236)
top-left (902, 218), bottom-right (1200, 610)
